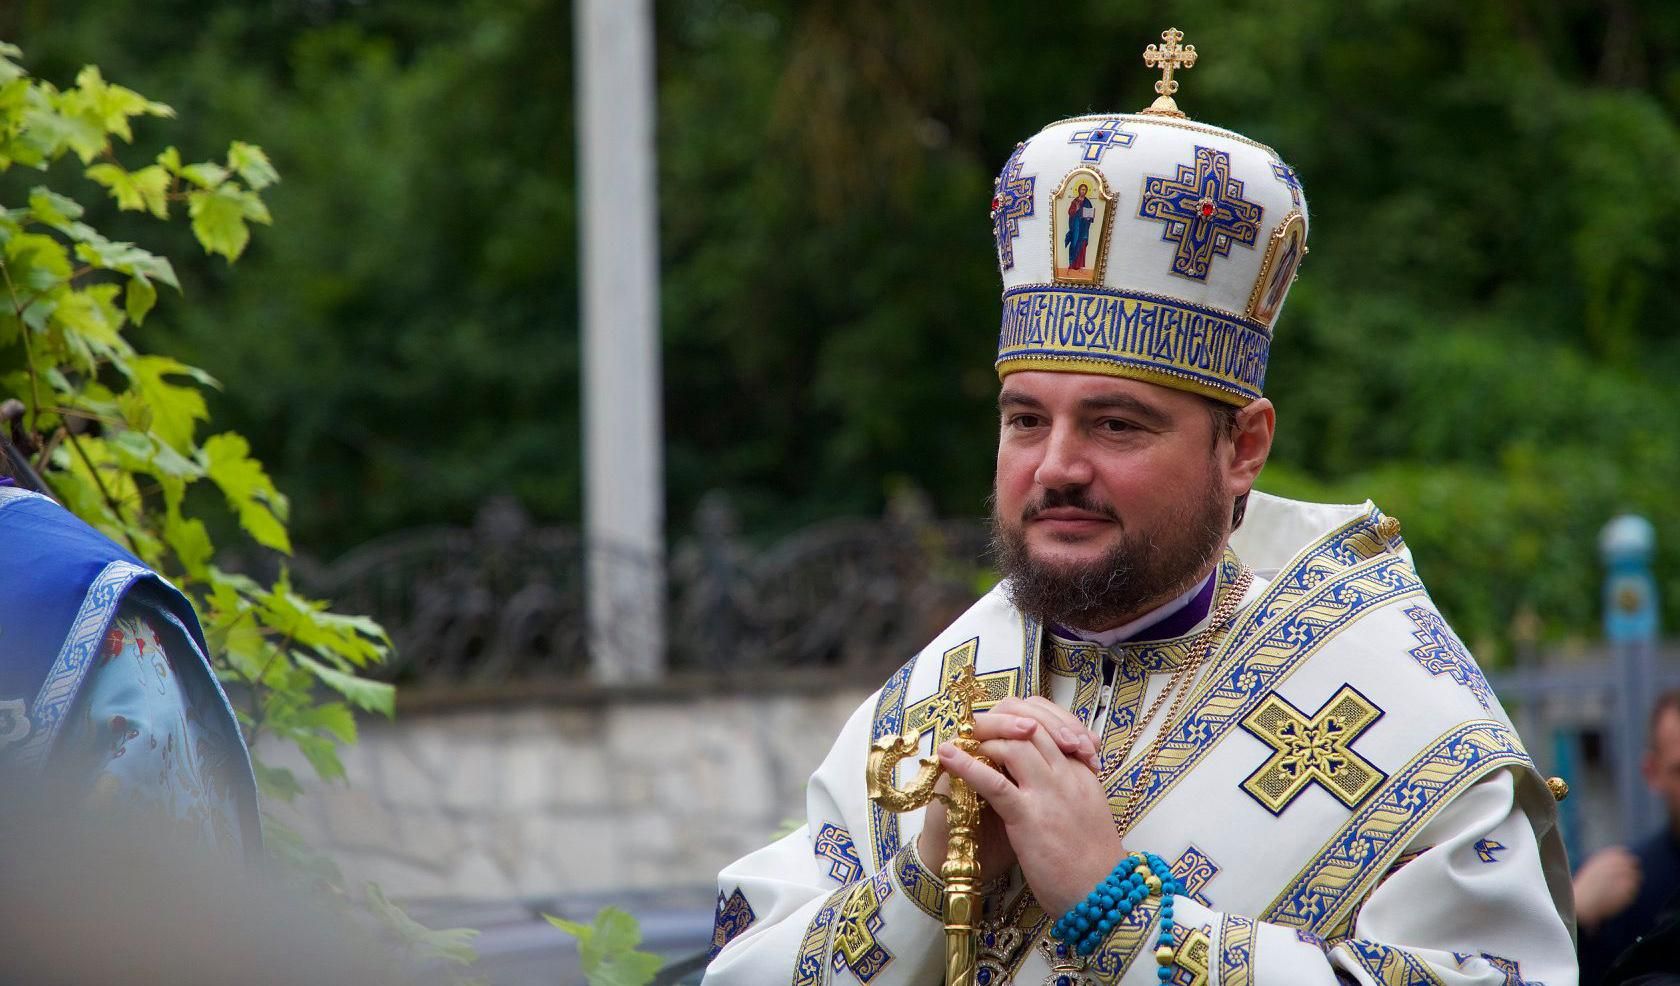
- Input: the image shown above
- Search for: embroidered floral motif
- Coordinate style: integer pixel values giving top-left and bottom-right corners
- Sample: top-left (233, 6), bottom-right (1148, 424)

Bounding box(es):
top-left (814, 822), bottom-right (863, 884)
top-left (709, 887), bottom-right (756, 959)
top-left (1404, 606), bottom-right (1494, 712)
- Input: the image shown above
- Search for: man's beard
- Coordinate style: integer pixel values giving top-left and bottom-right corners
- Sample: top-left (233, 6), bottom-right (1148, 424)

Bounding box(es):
top-left (988, 471), bottom-right (1230, 632)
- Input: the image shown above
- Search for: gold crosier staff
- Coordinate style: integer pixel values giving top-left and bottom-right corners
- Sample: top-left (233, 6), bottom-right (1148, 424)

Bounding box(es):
top-left (866, 665), bottom-right (990, 986)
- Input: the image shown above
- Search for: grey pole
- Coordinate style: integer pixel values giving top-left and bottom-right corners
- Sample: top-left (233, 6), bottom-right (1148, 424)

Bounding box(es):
top-left (1601, 514), bottom-right (1659, 840)
top-left (576, 0), bottom-right (665, 682)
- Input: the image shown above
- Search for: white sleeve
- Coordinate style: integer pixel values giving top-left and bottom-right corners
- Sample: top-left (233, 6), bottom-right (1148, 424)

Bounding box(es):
top-left (703, 687), bottom-right (947, 986)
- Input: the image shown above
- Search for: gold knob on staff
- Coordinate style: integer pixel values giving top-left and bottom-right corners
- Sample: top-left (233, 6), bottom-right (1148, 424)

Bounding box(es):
top-left (866, 665), bottom-right (991, 986)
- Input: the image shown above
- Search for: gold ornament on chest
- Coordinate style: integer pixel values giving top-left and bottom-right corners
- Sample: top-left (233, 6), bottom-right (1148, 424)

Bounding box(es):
top-left (903, 639), bottom-right (1020, 749)
top-left (1239, 684), bottom-right (1386, 814)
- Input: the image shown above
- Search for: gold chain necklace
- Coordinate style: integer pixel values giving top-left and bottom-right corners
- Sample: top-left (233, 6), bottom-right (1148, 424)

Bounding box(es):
top-left (1109, 566), bottom-right (1253, 837)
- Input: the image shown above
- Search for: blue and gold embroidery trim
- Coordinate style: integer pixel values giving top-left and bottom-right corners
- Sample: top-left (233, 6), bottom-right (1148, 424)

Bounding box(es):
top-left (793, 885), bottom-right (846, 986)
top-left (1095, 552), bottom-right (1243, 778)
top-left (1262, 721), bottom-right (1530, 934)
top-left (710, 887), bottom-right (757, 959)
top-left (1097, 656), bottom-right (1147, 777)
top-left (1404, 605), bottom-right (1494, 713)
top-left (1219, 914), bottom-right (1258, 986)
top-left (1334, 940), bottom-right (1446, 986)
top-left (1110, 552), bottom-right (1244, 673)
top-left (866, 656), bottom-right (918, 871)
top-left (1271, 161), bottom-right (1303, 208)
top-left (1239, 684), bottom-right (1386, 815)
top-left (1474, 838), bottom-right (1506, 864)
top-left (831, 871), bottom-right (895, 983)
top-left (889, 842), bottom-right (943, 921)
top-left (1107, 543), bottom-right (1424, 823)
top-left (814, 823), bottom-right (863, 885)
top-left (995, 284), bottom-right (1271, 405)
top-left (1213, 505), bottom-right (1399, 664)
top-left (1044, 635), bottom-right (1104, 730)
top-left (1170, 844), bottom-right (1221, 906)
top-left (1329, 847), bottom-right (1428, 942)
top-left (1085, 894), bottom-right (1168, 982)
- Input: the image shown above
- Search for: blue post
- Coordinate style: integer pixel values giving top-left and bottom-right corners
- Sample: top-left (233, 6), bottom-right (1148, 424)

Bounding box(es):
top-left (1600, 514), bottom-right (1659, 841)
top-left (1551, 728), bottom-right (1582, 866)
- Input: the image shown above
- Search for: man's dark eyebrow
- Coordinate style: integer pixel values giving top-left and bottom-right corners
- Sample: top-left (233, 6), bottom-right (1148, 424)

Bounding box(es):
top-left (997, 391), bottom-right (1044, 413)
top-left (1081, 392), bottom-right (1172, 427)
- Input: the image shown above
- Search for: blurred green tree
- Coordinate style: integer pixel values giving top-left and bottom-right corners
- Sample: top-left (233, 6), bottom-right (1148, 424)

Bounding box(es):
top-left (7, 0), bottom-right (1679, 657)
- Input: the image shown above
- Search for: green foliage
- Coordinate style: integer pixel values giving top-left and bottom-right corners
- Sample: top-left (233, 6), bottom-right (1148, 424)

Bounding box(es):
top-left (546, 907), bottom-right (664, 986)
top-left (0, 37), bottom-right (470, 973)
top-left (11, 0), bottom-right (1680, 659)
top-left (366, 883), bottom-right (482, 970)
top-left (0, 41), bottom-right (392, 796)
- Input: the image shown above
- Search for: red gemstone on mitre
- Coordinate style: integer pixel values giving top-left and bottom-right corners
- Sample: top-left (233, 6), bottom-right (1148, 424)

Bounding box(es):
top-left (991, 195), bottom-right (1001, 212)
top-left (1200, 201), bottom-right (1215, 217)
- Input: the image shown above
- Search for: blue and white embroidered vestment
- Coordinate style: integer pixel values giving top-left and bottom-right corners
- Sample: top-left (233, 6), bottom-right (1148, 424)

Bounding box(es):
top-left (703, 493), bottom-right (1576, 986)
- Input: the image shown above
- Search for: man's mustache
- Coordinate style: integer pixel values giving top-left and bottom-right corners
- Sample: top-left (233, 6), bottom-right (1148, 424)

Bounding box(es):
top-left (1020, 487), bottom-right (1121, 523)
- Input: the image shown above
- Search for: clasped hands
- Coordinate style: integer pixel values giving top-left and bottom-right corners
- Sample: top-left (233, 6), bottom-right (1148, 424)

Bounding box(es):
top-left (916, 696), bottom-right (1126, 920)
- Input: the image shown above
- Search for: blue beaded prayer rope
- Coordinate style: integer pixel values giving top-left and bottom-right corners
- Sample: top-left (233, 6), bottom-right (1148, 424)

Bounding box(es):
top-left (1050, 850), bottom-right (1180, 976)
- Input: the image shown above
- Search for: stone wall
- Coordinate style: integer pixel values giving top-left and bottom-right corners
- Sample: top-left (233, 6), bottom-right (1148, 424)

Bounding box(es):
top-left (259, 674), bottom-right (876, 900)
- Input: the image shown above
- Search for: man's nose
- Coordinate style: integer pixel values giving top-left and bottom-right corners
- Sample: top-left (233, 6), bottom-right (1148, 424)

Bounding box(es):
top-left (1033, 423), bottom-right (1095, 490)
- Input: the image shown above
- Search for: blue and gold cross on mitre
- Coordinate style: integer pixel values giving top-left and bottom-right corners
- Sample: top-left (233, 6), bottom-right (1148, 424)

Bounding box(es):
top-left (991, 27), bottom-right (1310, 406)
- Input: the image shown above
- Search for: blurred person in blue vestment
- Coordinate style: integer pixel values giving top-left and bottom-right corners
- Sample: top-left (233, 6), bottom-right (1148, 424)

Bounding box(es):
top-left (0, 460), bottom-right (260, 859)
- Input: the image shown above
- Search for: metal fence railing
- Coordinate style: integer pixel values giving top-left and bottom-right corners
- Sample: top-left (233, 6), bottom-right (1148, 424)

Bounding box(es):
top-left (292, 494), bottom-right (992, 685)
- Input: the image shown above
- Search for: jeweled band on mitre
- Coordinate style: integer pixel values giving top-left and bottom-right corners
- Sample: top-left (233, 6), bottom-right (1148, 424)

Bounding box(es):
top-left (995, 285), bottom-right (1270, 405)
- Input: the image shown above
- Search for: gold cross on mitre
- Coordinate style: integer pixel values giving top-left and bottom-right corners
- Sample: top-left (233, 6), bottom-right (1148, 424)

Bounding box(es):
top-left (1141, 27), bottom-right (1199, 118)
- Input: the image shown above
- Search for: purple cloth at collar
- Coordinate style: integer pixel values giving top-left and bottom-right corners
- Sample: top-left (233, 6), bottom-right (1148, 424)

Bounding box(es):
top-left (1127, 569), bottom-right (1218, 643)
top-left (1050, 568), bottom-right (1219, 648)
top-left (1053, 570), bottom-right (1221, 688)
top-left (0, 476), bottom-right (15, 487)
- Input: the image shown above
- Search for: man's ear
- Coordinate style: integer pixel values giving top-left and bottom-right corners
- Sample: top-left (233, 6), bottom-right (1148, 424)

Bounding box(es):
top-left (1226, 397), bottom-right (1275, 497)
